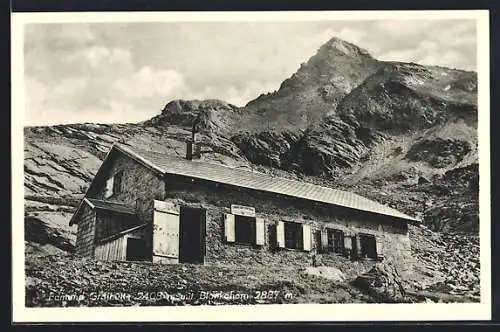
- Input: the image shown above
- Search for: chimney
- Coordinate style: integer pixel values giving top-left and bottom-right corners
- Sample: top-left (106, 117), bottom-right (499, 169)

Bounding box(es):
top-left (187, 116), bottom-right (202, 160)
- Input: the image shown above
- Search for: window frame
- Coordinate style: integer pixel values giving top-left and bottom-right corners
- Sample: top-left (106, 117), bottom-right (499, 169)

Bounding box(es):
top-left (283, 221), bottom-right (303, 250)
top-left (327, 228), bottom-right (345, 254)
top-left (104, 170), bottom-right (123, 199)
top-left (233, 214), bottom-right (257, 246)
top-left (113, 170), bottom-right (123, 196)
top-left (358, 233), bottom-right (378, 260)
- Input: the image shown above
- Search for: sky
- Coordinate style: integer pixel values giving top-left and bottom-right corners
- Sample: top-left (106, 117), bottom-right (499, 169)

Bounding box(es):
top-left (23, 19), bottom-right (477, 126)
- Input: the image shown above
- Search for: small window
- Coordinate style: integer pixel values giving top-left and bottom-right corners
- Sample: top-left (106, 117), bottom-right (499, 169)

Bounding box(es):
top-left (327, 229), bottom-right (344, 253)
top-left (359, 233), bottom-right (377, 259)
top-left (234, 215), bottom-right (256, 245)
top-left (104, 171), bottom-right (123, 199)
top-left (284, 221), bottom-right (303, 250)
top-left (113, 171), bottom-right (123, 195)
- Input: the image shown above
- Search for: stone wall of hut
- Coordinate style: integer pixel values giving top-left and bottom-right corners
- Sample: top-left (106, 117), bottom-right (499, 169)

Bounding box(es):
top-left (90, 152), bottom-right (166, 260)
top-left (163, 174), bottom-right (413, 274)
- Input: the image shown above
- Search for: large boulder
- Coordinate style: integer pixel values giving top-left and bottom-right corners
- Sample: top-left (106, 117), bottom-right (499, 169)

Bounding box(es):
top-left (303, 266), bottom-right (346, 283)
top-left (353, 262), bottom-right (409, 303)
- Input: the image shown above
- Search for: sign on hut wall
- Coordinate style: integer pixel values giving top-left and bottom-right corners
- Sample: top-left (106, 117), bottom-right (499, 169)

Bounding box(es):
top-left (231, 204), bottom-right (255, 217)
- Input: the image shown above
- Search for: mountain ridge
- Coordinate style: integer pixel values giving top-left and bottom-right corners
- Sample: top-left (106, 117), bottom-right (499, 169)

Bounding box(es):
top-left (23, 36), bottom-right (479, 256)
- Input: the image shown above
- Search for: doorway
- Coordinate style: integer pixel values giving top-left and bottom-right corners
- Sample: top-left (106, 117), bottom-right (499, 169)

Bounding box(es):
top-left (126, 237), bottom-right (148, 261)
top-left (179, 207), bottom-right (206, 264)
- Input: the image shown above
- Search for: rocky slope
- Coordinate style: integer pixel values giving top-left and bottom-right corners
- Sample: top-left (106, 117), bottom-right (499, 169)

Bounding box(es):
top-left (23, 36), bottom-right (480, 302)
top-left (24, 254), bottom-right (378, 307)
top-left (26, 223), bottom-right (479, 307)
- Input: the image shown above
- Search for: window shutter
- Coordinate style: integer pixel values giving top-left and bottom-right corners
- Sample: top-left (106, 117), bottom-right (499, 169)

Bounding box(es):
top-left (376, 239), bottom-right (383, 256)
top-left (320, 230), bottom-right (328, 252)
top-left (344, 235), bottom-right (352, 250)
top-left (355, 235), bottom-right (362, 257)
top-left (255, 218), bottom-right (265, 246)
top-left (224, 213), bottom-right (235, 243)
top-left (105, 177), bottom-right (114, 198)
top-left (302, 224), bottom-right (312, 251)
top-left (276, 221), bottom-right (285, 248)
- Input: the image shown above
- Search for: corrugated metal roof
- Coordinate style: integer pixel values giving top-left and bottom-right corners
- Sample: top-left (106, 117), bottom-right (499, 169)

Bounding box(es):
top-left (85, 198), bottom-right (136, 215)
top-left (115, 144), bottom-right (419, 222)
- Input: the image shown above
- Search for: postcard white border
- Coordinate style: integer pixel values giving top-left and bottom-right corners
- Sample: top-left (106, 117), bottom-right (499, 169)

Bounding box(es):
top-left (11, 10), bottom-right (491, 322)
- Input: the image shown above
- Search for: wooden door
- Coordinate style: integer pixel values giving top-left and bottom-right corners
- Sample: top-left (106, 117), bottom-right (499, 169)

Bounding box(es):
top-left (153, 200), bottom-right (180, 264)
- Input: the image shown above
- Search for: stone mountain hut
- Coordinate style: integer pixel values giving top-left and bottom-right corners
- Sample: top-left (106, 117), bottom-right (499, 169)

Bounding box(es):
top-left (69, 142), bottom-right (419, 269)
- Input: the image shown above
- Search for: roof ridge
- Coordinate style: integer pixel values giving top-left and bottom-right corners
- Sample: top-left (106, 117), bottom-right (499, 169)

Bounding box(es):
top-left (115, 143), bottom-right (347, 192)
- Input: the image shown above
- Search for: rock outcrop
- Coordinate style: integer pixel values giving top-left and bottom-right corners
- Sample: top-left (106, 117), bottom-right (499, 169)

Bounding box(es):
top-left (353, 262), bottom-right (409, 303)
top-left (405, 138), bottom-right (472, 168)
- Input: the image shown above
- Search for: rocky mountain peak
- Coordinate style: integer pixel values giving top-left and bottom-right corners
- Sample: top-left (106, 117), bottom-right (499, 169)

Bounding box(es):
top-left (161, 99), bottom-right (237, 116)
top-left (242, 37), bottom-right (381, 132)
top-left (318, 37), bottom-right (373, 59)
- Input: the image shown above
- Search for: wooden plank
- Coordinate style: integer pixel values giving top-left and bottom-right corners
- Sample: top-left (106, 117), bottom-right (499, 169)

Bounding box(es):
top-left (302, 224), bottom-right (312, 251)
top-left (276, 221), bottom-right (285, 248)
top-left (122, 236), bottom-right (127, 261)
top-left (109, 240), bottom-right (114, 260)
top-left (105, 241), bottom-right (111, 260)
top-left (90, 212), bottom-right (97, 257)
top-left (100, 242), bottom-right (105, 260)
top-left (95, 245), bottom-right (101, 260)
top-left (109, 240), bottom-right (115, 260)
top-left (255, 217), bottom-right (265, 246)
top-left (113, 238), bottom-right (119, 260)
top-left (118, 237), bottom-right (123, 260)
top-left (153, 207), bottom-right (180, 263)
top-left (118, 238), bottom-right (123, 260)
top-left (102, 241), bottom-right (108, 260)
